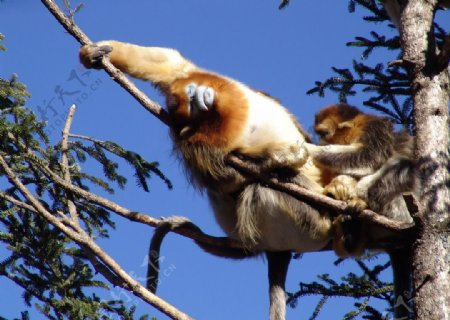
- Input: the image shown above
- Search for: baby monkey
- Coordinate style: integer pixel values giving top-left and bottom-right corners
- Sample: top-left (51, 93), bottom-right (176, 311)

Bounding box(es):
top-left (306, 103), bottom-right (418, 319)
top-left (305, 103), bottom-right (417, 255)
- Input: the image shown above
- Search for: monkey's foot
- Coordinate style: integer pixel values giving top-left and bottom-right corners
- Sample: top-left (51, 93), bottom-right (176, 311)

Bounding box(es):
top-left (332, 214), bottom-right (365, 257)
top-left (347, 198), bottom-right (368, 213)
top-left (79, 44), bottom-right (113, 69)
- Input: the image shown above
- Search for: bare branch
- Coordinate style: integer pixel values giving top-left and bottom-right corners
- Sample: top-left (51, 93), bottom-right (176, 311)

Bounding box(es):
top-left (61, 104), bottom-right (79, 224)
top-left (83, 249), bottom-right (124, 288)
top-left (68, 133), bottom-right (104, 143)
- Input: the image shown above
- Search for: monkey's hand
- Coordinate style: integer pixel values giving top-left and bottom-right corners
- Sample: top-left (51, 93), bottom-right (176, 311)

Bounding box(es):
top-left (323, 175), bottom-right (358, 201)
top-left (303, 142), bottom-right (323, 156)
top-left (235, 141), bottom-right (308, 174)
top-left (79, 44), bottom-right (113, 69)
top-left (328, 175), bottom-right (368, 257)
top-left (324, 175), bottom-right (368, 211)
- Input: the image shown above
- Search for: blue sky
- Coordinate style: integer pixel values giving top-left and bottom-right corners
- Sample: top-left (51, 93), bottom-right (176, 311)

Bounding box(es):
top-left (1, 1), bottom-right (448, 319)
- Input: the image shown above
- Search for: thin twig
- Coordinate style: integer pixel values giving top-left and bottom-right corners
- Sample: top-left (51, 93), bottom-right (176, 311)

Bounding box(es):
top-left (69, 133), bottom-right (104, 143)
top-left (0, 154), bottom-right (192, 320)
top-left (63, 113), bottom-right (123, 286)
top-left (83, 249), bottom-right (124, 288)
top-left (61, 104), bottom-right (79, 224)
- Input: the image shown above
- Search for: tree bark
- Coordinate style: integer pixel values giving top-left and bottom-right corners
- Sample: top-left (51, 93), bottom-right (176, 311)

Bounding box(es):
top-left (401, 1), bottom-right (450, 319)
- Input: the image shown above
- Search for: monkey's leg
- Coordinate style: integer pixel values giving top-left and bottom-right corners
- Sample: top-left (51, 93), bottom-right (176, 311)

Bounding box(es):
top-left (332, 214), bottom-right (367, 257)
top-left (266, 251), bottom-right (291, 320)
top-left (352, 158), bottom-right (417, 226)
top-left (389, 247), bottom-right (413, 320)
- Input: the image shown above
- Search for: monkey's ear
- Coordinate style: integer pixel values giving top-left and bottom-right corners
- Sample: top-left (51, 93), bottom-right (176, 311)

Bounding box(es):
top-left (337, 120), bottom-right (354, 129)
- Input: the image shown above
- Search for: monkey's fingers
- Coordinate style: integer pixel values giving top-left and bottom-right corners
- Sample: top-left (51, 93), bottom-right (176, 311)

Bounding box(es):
top-left (323, 175), bottom-right (358, 201)
top-left (347, 198), bottom-right (368, 213)
top-left (79, 44), bottom-right (113, 69)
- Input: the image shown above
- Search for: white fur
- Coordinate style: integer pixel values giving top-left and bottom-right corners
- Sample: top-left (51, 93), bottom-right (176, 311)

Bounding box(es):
top-left (240, 87), bottom-right (305, 145)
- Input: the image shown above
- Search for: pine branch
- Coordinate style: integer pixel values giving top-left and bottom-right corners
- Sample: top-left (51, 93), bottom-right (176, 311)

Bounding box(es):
top-left (0, 154), bottom-right (192, 320)
top-left (68, 133), bottom-right (172, 191)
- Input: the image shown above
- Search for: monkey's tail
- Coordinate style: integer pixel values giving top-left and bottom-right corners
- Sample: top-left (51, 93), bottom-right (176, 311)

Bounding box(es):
top-left (146, 217), bottom-right (259, 293)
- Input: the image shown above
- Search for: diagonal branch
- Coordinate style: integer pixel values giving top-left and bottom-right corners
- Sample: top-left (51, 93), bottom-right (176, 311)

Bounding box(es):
top-left (41, 0), bottom-right (170, 125)
top-left (227, 156), bottom-right (415, 232)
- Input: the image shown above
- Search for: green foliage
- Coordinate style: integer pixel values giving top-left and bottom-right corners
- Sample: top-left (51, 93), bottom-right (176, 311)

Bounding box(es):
top-left (307, 0), bottom-right (413, 127)
top-left (287, 258), bottom-right (393, 320)
top-left (0, 43), bottom-right (169, 318)
top-left (307, 0), bottom-right (448, 132)
top-left (69, 138), bottom-right (172, 192)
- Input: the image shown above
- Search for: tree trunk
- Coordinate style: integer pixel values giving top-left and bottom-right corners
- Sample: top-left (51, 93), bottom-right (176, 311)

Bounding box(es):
top-left (401, 1), bottom-right (450, 319)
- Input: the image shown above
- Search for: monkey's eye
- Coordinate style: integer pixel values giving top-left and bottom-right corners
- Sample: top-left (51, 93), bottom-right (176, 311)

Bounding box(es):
top-left (315, 128), bottom-right (329, 138)
top-left (166, 94), bottom-right (179, 111)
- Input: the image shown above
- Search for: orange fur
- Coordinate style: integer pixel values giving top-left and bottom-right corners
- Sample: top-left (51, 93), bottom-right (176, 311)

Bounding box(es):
top-left (319, 168), bottom-right (335, 186)
top-left (168, 72), bottom-right (248, 149)
top-left (315, 104), bottom-right (383, 146)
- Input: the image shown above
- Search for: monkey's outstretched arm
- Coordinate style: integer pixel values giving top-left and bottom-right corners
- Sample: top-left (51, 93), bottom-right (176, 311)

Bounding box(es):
top-left (305, 143), bottom-right (379, 176)
top-left (79, 41), bottom-right (197, 87)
